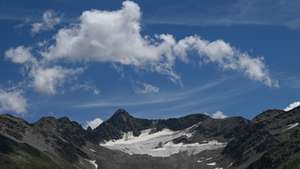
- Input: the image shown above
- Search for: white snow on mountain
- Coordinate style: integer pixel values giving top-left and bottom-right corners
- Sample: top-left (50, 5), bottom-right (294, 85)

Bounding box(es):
top-left (207, 162), bottom-right (216, 166)
top-left (86, 160), bottom-right (98, 169)
top-left (284, 101), bottom-right (300, 111)
top-left (100, 125), bottom-right (226, 157)
top-left (287, 123), bottom-right (299, 130)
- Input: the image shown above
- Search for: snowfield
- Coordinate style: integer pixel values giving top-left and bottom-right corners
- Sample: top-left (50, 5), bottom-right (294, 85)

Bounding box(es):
top-left (100, 127), bottom-right (226, 157)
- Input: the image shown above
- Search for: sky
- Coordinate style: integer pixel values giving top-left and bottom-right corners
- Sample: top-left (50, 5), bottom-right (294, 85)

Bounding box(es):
top-left (0, 0), bottom-right (299, 127)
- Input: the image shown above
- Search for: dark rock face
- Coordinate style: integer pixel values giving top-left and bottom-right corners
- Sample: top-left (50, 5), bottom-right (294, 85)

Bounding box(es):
top-left (0, 106), bottom-right (299, 169)
top-left (0, 114), bottom-right (29, 140)
top-left (152, 113), bottom-right (211, 131)
top-left (34, 116), bottom-right (87, 146)
top-left (224, 106), bottom-right (300, 169)
top-left (192, 117), bottom-right (251, 142)
top-left (223, 123), bottom-right (277, 166)
top-left (0, 134), bottom-right (60, 169)
top-left (0, 115), bottom-right (91, 169)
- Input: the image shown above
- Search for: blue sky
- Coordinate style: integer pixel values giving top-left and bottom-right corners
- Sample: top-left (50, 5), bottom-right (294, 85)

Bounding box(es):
top-left (0, 0), bottom-right (299, 126)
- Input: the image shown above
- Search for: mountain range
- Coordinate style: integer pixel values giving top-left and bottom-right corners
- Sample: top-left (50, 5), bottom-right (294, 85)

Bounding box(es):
top-left (0, 106), bottom-right (299, 169)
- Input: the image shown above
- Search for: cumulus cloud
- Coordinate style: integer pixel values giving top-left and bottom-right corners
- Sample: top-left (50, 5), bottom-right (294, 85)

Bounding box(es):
top-left (134, 82), bottom-right (160, 94)
top-left (212, 111), bottom-right (227, 119)
top-left (5, 46), bottom-right (36, 64)
top-left (41, 1), bottom-right (277, 87)
top-left (4, 0), bottom-right (277, 98)
top-left (31, 10), bottom-right (61, 34)
top-left (42, 2), bottom-right (180, 80)
top-left (30, 66), bottom-right (83, 95)
top-left (5, 45), bottom-right (84, 95)
top-left (0, 89), bottom-right (27, 114)
top-left (84, 117), bottom-right (103, 129)
top-left (173, 36), bottom-right (277, 87)
top-left (284, 101), bottom-right (300, 111)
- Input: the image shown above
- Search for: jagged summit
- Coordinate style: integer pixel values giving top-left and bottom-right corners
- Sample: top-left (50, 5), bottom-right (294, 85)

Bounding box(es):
top-left (110, 108), bottom-right (133, 121)
top-left (35, 116), bottom-right (74, 125)
top-left (89, 109), bottom-right (151, 142)
top-left (113, 108), bottom-right (129, 114)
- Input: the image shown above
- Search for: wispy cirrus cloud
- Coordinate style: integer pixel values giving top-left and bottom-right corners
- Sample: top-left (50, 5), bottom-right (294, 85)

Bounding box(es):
top-left (75, 76), bottom-right (249, 110)
top-left (146, 0), bottom-right (300, 29)
top-left (71, 83), bottom-right (100, 95)
top-left (153, 82), bottom-right (256, 114)
top-left (284, 76), bottom-right (300, 90)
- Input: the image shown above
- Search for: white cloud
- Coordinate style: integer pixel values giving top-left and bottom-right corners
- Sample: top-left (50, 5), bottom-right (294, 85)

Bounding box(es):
top-left (41, 1), bottom-right (277, 87)
top-left (93, 89), bottom-right (100, 95)
top-left (4, 45), bottom-right (84, 95)
top-left (284, 101), bottom-right (300, 111)
top-left (43, 1), bottom-right (178, 80)
top-left (0, 89), bottom-right (27, 114)
top-left (173, 36), bottom-right (278, 87)
top-left (30, 66), bottom-right (83, 95)
top-left (212, 111), bottom-right (227, 119)
top-left (5, 46), bottom-right (36, 64)
top-left (135, 82), bottom-right (160, 94)
top-left (31, 10), bottom-right (61, 34)
top-left (71, 83), bottom-right (100, 95)
top-left (4, 0), bottom-right (277, 95)
top-left (84, 117), bottom-right (103, 129)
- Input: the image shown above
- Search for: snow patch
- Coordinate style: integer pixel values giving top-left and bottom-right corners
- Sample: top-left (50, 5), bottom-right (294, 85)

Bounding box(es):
top-left (287, 123), bottom-right (299, 130)
top-left (86, 160), bottom-right (98, 169)
top-left (284, 101), bottom-right (300, 111)
top-left (100, 128), bottom-right (226, 157)
top-left (102, 129), bottom-right (174, 145)
top-left (206, 157), bottom-right (213, 161)
top-left (212, 111), bottom-right (227, 119)
top-left (207, 162), bottom-right (216, 166)
top-left (85, 118), bottom-right (103, 129)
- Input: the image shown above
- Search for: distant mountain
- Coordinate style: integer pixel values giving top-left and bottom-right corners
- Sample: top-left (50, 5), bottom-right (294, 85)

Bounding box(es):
top-left (0, 106), bottom-right (299, 169)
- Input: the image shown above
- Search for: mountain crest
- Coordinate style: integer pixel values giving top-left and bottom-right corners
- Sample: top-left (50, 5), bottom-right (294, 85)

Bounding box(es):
top-left (110, 108), bottom-right (132, 121)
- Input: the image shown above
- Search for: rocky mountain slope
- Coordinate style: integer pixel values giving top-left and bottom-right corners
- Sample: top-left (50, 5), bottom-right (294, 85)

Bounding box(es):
top-left (224, 106), bottom-right (300, 169)
top-left (0, 106), bottom-right (299, 169)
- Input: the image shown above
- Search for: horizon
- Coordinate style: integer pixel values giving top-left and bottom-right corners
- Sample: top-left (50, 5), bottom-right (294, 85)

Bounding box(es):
top-left (2, 104), bottom-right (300, 130)
top-left (0, 0), bottom-right (299, 129)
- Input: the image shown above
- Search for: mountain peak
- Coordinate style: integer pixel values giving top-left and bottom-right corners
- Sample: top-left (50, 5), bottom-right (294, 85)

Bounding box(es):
top-left (110, 108), bottom-right (132, 120)
top-left (114, 108), bottom-right (129, 114)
